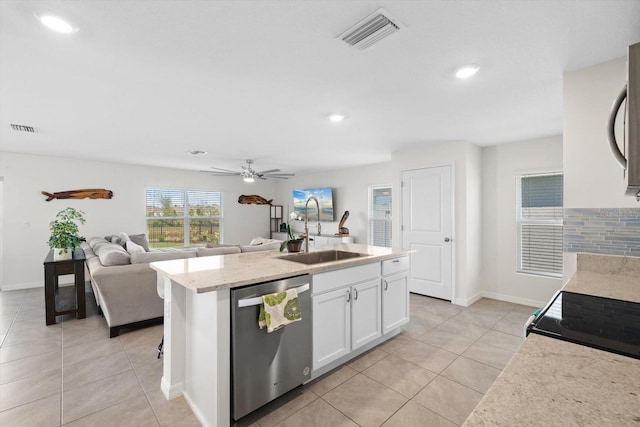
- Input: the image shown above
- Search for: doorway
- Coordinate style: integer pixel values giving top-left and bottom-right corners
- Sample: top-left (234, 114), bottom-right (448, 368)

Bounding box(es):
top-left (401, 165), bottom-right (453, 300)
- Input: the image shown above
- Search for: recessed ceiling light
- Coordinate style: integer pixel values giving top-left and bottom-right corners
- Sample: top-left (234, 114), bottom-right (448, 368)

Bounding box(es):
top-left (38, 14), bottom-right (77, 33)
top-left (187, 150), bottom-right (208, 156)
top-left (455, 65), bottom-right (480, 79)
top-left (329, 114), bottom-right (346, 123)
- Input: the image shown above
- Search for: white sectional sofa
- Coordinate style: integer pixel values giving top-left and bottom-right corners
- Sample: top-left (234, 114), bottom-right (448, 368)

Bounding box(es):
top-left (82, 235), bottom-right (281, 337)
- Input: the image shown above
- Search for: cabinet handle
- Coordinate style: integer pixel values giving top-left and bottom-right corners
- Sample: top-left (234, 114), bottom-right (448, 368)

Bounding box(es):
top-left (383, 280), bottom-right (388, 291)
top-left (392, 259), bottom-right (400, 263)
top-left (353, 288), bottom-right (358, 301)
top-left (346, 289), bottom-right (351, 303)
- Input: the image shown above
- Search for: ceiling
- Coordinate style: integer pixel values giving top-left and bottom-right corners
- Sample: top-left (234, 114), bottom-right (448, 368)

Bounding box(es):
top-left (1, 1), bottom-right (639, 176)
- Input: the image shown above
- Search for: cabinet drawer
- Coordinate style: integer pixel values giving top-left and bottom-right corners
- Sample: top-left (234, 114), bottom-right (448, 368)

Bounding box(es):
top-left (382, 256), bottom-right (409, 276)
top-left (313, 263), bottom-right (380, 295)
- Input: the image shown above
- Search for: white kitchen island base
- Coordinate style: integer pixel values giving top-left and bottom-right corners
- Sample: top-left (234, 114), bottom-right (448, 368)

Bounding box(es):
top-left (160, 276), bottom-right (231, 427)
top-left (151, 244), bottom-right (413, 427)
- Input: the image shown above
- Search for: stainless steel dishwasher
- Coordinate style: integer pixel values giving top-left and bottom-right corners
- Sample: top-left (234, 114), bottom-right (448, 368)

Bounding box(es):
top-left (231, 274), bottom-right (312, 420)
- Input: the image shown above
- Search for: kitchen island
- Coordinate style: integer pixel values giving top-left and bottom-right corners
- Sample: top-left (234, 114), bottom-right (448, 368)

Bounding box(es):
top-left (150, 243), bottom-right (412, 427)
top-left (463, 253), bottom-right (640, 426)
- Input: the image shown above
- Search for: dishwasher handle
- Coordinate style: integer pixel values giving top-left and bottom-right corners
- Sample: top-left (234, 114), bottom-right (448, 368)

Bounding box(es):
top-left (237, 283), bottom-right (310, 308)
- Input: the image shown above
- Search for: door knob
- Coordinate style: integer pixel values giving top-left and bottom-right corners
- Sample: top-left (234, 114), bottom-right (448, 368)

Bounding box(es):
top-left (444, 237), bottom-right (451, 242)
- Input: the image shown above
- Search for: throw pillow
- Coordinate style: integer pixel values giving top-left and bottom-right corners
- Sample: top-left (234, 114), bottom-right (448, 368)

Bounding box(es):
top-left (97, 244), bottom-right (131, 266)
top-left (249, 237), bottom-right (282, 246)
top-left (125, 240), bottom-right (146, 254)
top-left (128, 233), bottom-right (150, 252)
top-left (240, 242), bottom-right (281, 252)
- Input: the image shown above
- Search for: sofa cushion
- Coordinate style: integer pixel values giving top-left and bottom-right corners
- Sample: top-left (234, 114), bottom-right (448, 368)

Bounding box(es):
top-left (130, 251), bottom-right (197, 264)
top-left (125, 240), bottom-right (146, 254)
top-left (97, 244), bottom-right (131, 266)
top-left (196, 246), bottom-right (241, 257)
top-left (240, 241), bottom-right (281, 252)
top-left (204, 242), bottom-right (240, 249)
top-left (89, 237), bottom-right (109, 249)
top-left (129, 234), bottom-right (150, 252)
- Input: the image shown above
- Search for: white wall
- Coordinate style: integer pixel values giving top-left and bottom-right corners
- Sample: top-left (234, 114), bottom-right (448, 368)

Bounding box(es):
top-left (0, 152), bottom-right (278, 290)
top-left (272, 162), bottom-right (393, 246)
top-left (481, 136), bottom-right (564, 308)
top-left (391, 141), bottom-right (482, 306)
top-left (563, 56), bottom-right (639, 280)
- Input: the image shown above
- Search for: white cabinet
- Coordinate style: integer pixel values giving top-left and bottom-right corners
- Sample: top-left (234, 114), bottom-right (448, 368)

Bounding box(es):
top-left (312, 287), bottom-right (351, 368)
top-left (381, 257), bottom-right (410, 335)
top-left (312, 263), bottom-right (380, 371)
top-left (312, 257), bottom-right (409, 373)
top-left (351, 279), bottom-right (382, 350)
top-left (309, 235), bottom-right (354, 246)
top-left (271, 232), bottom-right (288, 241)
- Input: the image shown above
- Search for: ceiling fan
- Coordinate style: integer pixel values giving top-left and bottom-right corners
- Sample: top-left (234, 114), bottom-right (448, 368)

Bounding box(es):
top-left (202, 159), bottom-right (295, 182)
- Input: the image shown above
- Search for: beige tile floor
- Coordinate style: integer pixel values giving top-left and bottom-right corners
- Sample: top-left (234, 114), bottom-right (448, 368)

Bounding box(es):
top-left (0, 287), bottom-right (533, 426)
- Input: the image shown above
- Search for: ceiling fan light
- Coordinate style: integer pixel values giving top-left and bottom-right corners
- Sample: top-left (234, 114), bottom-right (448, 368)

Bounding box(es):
top-left (243, 176), bottom-right (255, 183)
top-left (455, 64), bottom-right (480, 79)
top-left (38, 14), bottom-right (77, 33)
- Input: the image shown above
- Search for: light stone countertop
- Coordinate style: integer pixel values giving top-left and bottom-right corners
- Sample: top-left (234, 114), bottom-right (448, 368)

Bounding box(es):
top-left (150, 243), bottom-right (412, 293)
top-left (464, 253), bottom-right (640, 426)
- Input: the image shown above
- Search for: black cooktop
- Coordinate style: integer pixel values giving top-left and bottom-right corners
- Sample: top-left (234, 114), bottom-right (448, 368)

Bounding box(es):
top-left (527, 291), bottom-right (640, 360)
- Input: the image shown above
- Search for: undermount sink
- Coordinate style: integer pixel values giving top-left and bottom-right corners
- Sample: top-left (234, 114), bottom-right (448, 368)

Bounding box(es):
top-left (278, 250), bottom-right (368, 265)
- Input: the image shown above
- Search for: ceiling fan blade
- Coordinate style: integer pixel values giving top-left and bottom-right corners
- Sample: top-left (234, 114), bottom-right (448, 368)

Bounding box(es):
top-left (203, 171), bottom-right (241, 176)
top-left (256, 169), bottom-right (280, 174)
top-left (265, 173), bottom-right (295, 177)
top-left (265, 175), bottom-right (290, 179)
top-left (209, 166), bottom-right (240, 173)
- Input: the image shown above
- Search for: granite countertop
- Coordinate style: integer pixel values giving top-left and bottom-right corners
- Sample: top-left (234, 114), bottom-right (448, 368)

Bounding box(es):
top-left (464, 253), bottom-right (640, 426)
top-left (150, 243), bottom-right (411, 293)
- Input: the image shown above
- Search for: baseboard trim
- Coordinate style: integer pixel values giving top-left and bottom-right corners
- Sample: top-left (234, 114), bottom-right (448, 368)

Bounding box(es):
top-left (452, 292), bottom-right (482, 307)
top-left (161, 377), bottom-right (184, 400)
top-left (1, 281), bottom-right (42, 291)
top-left (480, 291), bottom-right (545, 308)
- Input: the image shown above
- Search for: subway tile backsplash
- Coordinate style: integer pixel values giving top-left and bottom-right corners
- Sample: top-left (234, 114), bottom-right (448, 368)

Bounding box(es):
top-left (564, 208), bottom-right (640, 257)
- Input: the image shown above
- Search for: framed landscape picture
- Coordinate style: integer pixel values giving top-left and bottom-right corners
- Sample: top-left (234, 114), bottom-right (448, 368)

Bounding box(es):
top-left (292, 187), bottom-right (334, 221)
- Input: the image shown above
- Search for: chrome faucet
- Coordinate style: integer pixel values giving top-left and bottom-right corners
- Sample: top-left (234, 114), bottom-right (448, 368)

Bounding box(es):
top-left (304, 196), bottom-right (321, 252)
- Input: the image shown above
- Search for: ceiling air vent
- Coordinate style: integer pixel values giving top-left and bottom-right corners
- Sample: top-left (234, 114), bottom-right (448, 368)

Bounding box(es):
top-left (10, 123), bottom-right (36, 133)
top-left (339, 8), bottom-right (403, 50)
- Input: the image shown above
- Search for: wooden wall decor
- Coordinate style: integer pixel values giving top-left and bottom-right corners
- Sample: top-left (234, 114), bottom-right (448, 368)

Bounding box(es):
top-left (336, 210), bottom-right (350, 236)
top-left (237, 194), bottom-right (272, 205)
top-left (42, 189), bottom-right (114, 201)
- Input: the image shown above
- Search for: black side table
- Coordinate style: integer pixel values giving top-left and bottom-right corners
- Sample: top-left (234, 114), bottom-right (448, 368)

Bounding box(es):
top-left (43, 247), bottom-right (87, 325)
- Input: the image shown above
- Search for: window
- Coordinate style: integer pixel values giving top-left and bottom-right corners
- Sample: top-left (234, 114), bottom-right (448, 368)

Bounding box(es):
top-left (145, 188), bottom-right (223, 248)
top-left (368, 186), bottom-right (392, 247)
top-left (516, 173), bottom-right (563, 277)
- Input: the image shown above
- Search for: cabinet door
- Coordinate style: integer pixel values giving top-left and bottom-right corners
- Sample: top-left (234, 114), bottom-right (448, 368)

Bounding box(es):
top-left (313, 236), bottom-right (328, 246)
top-left (351, 279), bottom-right (382, 351)
top-left (313, 287), bottom-right (351, 371)
top-left (382, 273), bottom-right (409, 335)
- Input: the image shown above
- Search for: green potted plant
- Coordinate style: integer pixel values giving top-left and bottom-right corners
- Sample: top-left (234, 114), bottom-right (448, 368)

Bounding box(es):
top-left (279, 212), bottom-right (304, 253)
top-left (48, 207), bottom-right (86, 260)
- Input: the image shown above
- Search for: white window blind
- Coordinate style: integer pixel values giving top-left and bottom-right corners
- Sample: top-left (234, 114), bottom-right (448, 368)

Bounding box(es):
top-left (516, 173), bottom-right (563, 277)
top-left (145, 188), bottom-right (223, 248)
top-left (368, 186), bottom-right (392, 247)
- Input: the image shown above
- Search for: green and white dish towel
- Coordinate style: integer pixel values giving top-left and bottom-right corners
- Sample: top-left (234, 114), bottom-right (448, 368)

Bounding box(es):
top-left (258, 288), bottom-right (302, 333)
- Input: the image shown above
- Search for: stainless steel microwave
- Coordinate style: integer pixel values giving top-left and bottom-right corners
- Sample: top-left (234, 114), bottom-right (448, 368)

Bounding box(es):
top-left (608, 42), bottom-right (639, 200)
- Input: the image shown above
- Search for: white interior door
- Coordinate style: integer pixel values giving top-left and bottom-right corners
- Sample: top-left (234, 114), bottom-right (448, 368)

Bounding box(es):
top-left (401, 166), bottom-right (453, 300)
